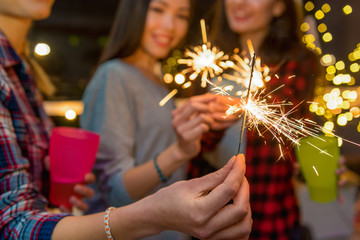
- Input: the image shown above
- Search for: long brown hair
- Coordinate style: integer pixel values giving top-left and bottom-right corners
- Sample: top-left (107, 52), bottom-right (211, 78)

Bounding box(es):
top-left (210, 0), bottom-right (309, 65)
top-left (100, 0), bottom-right (195, 64)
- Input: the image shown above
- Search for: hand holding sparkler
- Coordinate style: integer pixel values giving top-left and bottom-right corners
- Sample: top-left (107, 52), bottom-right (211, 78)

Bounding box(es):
top-left (148, 154), bottom-right (251, 239)
top-left (171, 94), bottom-right (216, 160)
top-left (207, 94), bottom-right (241, 131)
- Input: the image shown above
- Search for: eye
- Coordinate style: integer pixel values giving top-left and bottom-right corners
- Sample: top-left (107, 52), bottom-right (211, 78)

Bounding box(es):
top-left (177, 13), bottom-right (190, 21)
top-left (149, 6), bottom-right (164, 14)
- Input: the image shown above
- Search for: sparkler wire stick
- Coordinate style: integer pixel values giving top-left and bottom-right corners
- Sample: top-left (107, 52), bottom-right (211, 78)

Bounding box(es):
top-left (238, 53), bottom-right (256, 154)
top-left (200, 19), bottom-right (207, 44)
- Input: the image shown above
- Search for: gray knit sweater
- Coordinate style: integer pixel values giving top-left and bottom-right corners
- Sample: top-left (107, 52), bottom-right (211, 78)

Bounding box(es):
top-left (81, 59), bottom-right (188, 240)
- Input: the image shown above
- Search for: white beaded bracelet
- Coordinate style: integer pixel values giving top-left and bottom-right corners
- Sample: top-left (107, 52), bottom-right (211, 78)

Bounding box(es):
top-left (104, 207), bottom-right (115, 240)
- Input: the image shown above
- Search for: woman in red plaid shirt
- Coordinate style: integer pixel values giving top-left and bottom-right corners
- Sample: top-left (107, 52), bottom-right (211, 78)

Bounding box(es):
top-left (209, 0), bottom-right (322, 239)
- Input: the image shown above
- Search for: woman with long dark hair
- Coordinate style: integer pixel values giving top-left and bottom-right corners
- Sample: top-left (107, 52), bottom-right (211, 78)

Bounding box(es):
top-left (210, 0), bottom-right (321, 239)
top-left (81, 1), bottom-right (242, 239)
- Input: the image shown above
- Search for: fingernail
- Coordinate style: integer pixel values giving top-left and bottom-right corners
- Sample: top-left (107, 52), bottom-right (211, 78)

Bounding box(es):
top-left (69, 196), bottom-right (76, 204)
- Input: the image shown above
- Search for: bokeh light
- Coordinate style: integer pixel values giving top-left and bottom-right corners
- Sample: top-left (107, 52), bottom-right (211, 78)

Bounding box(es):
top-left (34, 43), bottom-right (51, 56)
top-left (65, 109), bottom-right (76, 120)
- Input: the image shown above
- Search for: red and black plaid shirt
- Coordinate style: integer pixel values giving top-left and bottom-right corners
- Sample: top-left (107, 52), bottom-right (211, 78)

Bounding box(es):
top-left (247, 55), bottom-right (318, 240)
top-left (188, 49), bottom-right (319, 240)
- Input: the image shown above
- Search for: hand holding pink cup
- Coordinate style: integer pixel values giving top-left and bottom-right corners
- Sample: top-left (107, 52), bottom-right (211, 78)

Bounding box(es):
top-left (49, 127), bottom-right (100, 209)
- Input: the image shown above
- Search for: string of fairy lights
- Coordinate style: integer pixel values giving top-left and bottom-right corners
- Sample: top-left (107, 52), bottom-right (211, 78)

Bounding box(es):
top-left (301, 1), bottom-right (360, 134)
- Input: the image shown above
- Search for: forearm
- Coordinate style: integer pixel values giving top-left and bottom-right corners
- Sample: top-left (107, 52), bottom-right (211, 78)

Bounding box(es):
top-left (123, 142), bottom-right (188, 199)
top-left (52, 200), bottom-right (161, 240)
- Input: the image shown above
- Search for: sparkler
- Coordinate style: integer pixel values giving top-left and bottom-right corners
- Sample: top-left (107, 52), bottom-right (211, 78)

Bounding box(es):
top-left (177, 19), bottom-right (230, 88)
top-left (159, 21), bottom-right (360, 161)
top-left (159, 19), bottom-right (231, 106)
top-left (222, 40), bottom-right (270, 96)
top-left (237, 53), bottom-right (256, 154)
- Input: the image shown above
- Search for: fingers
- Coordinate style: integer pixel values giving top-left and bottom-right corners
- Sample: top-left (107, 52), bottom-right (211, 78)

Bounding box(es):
top-left (336, 155), bottom-right (348, 187)
top-left (336, 156), bottom-right (347, 176)
top-left (202, 178), bottom-right (250, 235)
top-left (69, 196), bottom-right (89, 211)
top-left (66, 177), bottom-right (95, 212)
top-left (203, 154), bottom-right (246, 213)
top-left (206, 206), bottom-right (252, 240)
top-left (210, 114), bottom-right (239, 131)
top-left (175, 114), bottom-right (212, 141)
top-left (208, 95), bottom-right (241, 130)
top-left (335, 165), bottom-right (348, 176)
top-left (211, 95), bottom-right (241, 115)
top-left (73, 183), bottom-right (95, 199)
top-left (83, 172), bottom-right (96, 184)
top-left (212, 111), bottom-right (239, 122)
top-left (338, 155), bottom-right (346, 165)
top-left (59, 205), bottom-right (71, 213)
top-left (172, 95), bottom-right (215, 124)
top-left (172, 94), bottom-right (240, 133)
top-left (213, 95), bottom-right (237, 106)
top-left (191, 156), bottom-right (236, 192)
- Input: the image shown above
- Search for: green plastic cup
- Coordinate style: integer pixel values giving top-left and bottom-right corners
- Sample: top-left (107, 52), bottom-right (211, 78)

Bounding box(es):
top-left (295, 135), bottom-right (340, 203)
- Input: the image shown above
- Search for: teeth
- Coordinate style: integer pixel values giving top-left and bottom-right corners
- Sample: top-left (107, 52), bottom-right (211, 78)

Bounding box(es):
top-left (156, 36), bottom-right (171, 44)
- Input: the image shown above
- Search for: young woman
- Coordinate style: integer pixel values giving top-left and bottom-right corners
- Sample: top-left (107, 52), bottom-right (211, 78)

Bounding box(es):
top-left (0, 0), bottom-right (252, 239)
top-left (80, 0), bottom-right (241, 239)
top-left (210, 0), bottom-right (321, 239)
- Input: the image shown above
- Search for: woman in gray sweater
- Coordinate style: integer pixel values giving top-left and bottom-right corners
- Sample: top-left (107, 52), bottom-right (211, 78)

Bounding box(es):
top-left (81, 0), bottom-right (237, 239)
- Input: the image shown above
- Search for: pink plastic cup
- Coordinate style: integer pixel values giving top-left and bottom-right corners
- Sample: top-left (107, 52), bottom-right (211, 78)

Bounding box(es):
top-left (49, 127), bottom-right (100, 208)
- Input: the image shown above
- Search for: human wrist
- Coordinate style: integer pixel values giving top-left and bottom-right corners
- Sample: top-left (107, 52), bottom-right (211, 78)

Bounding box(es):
top-left (171, 142), bottom-right (194, 163)
top-left (153, 153), bottom-right (167, 182)
top-left (111, 198), bottom-right (163, 239)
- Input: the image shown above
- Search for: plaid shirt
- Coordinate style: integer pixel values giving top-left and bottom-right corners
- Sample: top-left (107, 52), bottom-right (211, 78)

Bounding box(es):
top-left (247, 54), bottom-right (318, 240)
top-left (0, 30), bottom-right (68, 239)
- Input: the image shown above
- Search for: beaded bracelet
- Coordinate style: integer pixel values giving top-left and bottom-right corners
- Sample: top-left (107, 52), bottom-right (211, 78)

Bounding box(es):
top-left (104, 207), bottom-right (115, 240)
top-left (153, 153), bottom-right (166, 182)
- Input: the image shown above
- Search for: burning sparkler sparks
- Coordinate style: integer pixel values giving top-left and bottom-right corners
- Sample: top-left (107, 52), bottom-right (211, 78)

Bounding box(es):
top-left (177, 19), bottom-right (231, 88)
top-left (159, 20), bottom-right (360, 160)
top-left (222, 40), bottom-right (271, 96)
top-left (159, 19), bottom-right (232, 106)
top-left (226, 82), bottom-right (360, 158)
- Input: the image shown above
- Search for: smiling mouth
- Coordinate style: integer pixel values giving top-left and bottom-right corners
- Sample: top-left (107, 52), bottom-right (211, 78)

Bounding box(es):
top-left (232, 10), bottom-right (250, 20)
top-left (154, 35), bottom-right (173, 47)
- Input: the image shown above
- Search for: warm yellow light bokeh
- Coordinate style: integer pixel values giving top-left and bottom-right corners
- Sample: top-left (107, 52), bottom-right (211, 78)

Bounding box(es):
top-left (305, 1), bottom-right (315, 11)
top-left (174, 73), bottom-right (185, 84)
top-left (322, 32), bottom-right (333, 42)
top-left (34, 43), bottom-right (51, 56)
top-left (300, 22), bottom-right (310, 32)
top-left (321, 4), bottom-right (331, 13)
top-left (163, 73), bottom-right (173, 84)
top-left (65, 109), bottom-right (76, 120)
top-left (343, 5), bottom-right (352, 15)
top-left (317, 23), bottom-right (327, 33)
top-left (315, 10), bottom-right (325, 20)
